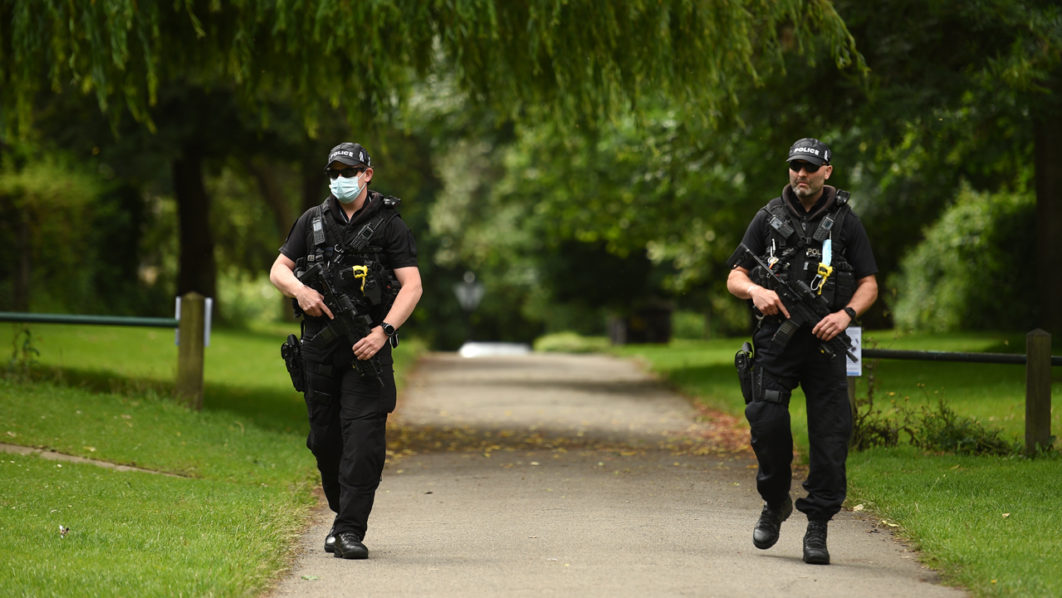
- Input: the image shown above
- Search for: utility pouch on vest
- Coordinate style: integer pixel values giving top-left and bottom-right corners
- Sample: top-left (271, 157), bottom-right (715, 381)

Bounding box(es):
top-left (829, 266), bottom-right (856, 310)
top-left (735, 341), bottom-right (755, 405)
top-left (280, 334), bottom-right (305, 392)
top-left (771, 318), bottom-right (801, 351)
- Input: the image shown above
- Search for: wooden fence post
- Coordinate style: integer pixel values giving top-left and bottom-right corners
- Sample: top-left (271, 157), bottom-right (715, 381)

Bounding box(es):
top-left (1025, 329), bottom-right (1052, 456)
top-left (175, 292), bottom-right (205, 410)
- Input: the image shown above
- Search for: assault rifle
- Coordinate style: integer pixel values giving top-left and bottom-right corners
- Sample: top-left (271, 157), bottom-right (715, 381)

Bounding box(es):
top-left (738, 244), bottom-right (856, 361)
top-left (297, 261), bottom-right (386, 385)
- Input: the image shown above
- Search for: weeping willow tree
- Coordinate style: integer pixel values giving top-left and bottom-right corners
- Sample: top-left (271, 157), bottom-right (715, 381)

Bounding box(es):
top-left (1, 0), bottom-right (863, 300)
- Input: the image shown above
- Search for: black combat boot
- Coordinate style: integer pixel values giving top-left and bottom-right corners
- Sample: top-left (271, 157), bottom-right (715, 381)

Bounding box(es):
top-left (324, 526), bottom-right (336, 553)
top-left (803, 520), bottom-right (830, 565)
top-left (333, 532), bottom-right (369, 560)
top-left (753, 496), bottom-right (793, 549)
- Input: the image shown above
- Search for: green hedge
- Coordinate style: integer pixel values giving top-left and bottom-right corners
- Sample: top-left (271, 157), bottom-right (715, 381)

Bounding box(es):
top-left (891, 185), bottom-right (1036, 331)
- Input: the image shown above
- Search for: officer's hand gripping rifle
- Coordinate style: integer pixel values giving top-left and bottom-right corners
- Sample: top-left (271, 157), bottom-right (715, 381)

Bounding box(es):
top-left (738, 243), bottom-right (856, 361)
top-left (297, 261), bottom-right (386, 385)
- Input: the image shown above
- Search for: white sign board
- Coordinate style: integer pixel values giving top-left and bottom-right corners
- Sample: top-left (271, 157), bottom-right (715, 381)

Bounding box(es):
top-left (845, 326), bottom-right (862, 377)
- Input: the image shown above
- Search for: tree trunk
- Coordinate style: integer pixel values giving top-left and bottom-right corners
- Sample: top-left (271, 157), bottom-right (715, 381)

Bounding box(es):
top-left (244, 158), bottom-right (293, 238)
top-left (173, 149), bottom-right (217, 301)
top-left (300, 153), bottom-right (324, 213)
top-left (1033, 83), bottom-right (1062, 336)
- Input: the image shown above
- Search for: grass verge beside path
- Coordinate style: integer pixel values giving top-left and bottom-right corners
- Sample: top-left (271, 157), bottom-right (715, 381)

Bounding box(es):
top-left (848, 446), bottom-right (1062, 598)
top-left (0, 373), bottom-right (316, 597)
top-left (1, 321), bottom-right (424, 597)
top-left (2, 453), bottom-right (310, 597)
top-left (609, 331), bottom-right (1062, 598)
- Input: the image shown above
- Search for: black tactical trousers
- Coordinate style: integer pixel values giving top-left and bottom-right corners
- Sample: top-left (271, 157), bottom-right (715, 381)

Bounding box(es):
top-left (745, 320), bottom-right (852, 521)
top-left (303, 338), bottom-right (396, 540)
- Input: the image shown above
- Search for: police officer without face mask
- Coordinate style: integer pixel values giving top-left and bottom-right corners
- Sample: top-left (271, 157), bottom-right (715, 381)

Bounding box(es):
top-left (270, 141), bottom-right (422, 560)
top-left (726, 138), bottom-right (878, 565)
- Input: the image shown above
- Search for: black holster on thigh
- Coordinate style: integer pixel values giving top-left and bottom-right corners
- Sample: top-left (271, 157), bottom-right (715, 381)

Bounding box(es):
top-left (735, 341), bottom-right (755, 404)
top-left (281, 334), bottom-right (306, 392)
top-left (736, 340), bottom-right (791, 406)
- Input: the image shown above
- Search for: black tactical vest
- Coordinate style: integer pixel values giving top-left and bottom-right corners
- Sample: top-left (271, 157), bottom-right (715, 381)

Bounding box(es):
top-left (749, 189), bottom-right (856, 310)
top-left (294, 195), bottom-right (403, 326)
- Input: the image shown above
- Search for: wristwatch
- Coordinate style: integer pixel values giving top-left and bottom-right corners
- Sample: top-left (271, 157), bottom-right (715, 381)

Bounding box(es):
top-left (843, 307), bottom-right (857, 320)
top-left (380, 322), bottom-right (397, 337)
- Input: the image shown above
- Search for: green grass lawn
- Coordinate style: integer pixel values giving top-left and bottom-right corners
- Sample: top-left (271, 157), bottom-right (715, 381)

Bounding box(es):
top-left (611, 331), bottom-right (1062, 598)
top-left (2, 453), bottom-right (310, 597)
top-left (847, 446), bottom-right (1062, 598)
top-left (1, 320), bottom-right (423, 597)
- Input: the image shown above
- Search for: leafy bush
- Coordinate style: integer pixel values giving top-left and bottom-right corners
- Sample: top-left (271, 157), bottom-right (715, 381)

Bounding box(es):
top-left (890, 184), bottom-right (1036, 332)
top-left (912, 399), bottom-right (1020, 456)
top-left (850, 364), bottom-right (912, 451)
top-left (670, 310), bottom-right (708, 340)
top-left (0, 149), bottom-right (100, 311)
top-left (851, 366), bottom-right (1020, 456)
top-left (5, 326), bottom-right (40, 380)
top-left (215, 273), bottom-right (287, 327)
top-left (533, 332), bottom-right (610, 353)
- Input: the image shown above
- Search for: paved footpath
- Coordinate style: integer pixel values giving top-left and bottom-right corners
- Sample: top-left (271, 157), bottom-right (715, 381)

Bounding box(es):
top-left (268, 352), bottom-right (966, 598)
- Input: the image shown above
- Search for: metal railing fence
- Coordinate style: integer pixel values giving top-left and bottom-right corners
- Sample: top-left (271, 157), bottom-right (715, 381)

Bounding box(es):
top-left (851, 329), bottom-right (1056, 456)
top-left (1, 292), bottom-right (210, 410)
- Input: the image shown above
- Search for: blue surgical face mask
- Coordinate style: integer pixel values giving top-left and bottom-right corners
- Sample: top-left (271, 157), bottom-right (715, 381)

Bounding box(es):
top-left (330, 173), bottom-right (362, 204)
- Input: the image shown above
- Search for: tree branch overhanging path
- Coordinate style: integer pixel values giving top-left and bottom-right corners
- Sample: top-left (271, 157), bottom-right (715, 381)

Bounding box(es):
top-left (1, 0), bottom-right (862, 298)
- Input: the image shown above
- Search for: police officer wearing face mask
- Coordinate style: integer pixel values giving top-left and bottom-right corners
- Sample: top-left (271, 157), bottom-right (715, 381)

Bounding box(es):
top-left (270, 141), bottom-right (422, 560)
top-left (726, 138), bottom-right (878, 565)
